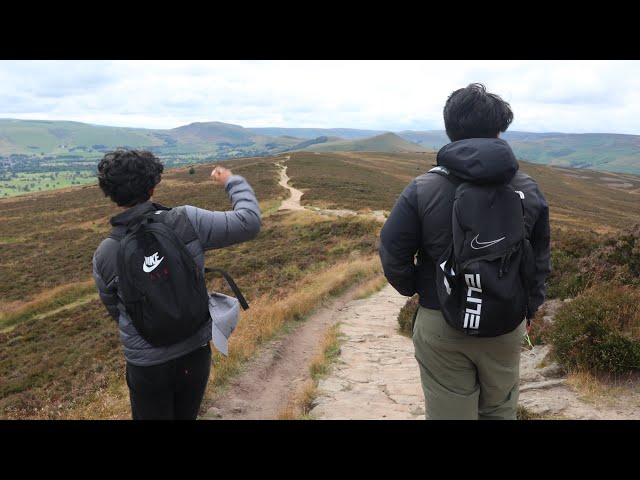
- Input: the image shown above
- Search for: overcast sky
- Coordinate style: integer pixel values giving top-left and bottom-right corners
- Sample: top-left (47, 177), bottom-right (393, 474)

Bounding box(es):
top-left (1, 60), bottom-right (639, 134)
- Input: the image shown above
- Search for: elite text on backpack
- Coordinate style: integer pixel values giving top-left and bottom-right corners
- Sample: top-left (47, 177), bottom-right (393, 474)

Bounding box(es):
top-left (432, 166), bottom-right (536, 337)
top-left (112, 204), bottom-right (248, 347)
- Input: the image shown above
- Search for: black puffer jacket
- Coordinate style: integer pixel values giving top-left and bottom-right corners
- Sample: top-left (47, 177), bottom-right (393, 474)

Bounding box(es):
top-left (379, 138), bottom-right (550, 315)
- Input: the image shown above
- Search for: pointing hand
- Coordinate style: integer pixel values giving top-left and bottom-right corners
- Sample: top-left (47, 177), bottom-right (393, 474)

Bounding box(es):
top-left (211, 166), bottom-right (232, 186)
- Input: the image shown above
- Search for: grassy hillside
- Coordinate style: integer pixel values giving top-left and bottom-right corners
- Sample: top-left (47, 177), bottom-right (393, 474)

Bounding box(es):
top-left (508, 133), bottom-right (640, 174)
top-left (0, 119), bottom-right (303, 157)
top-left (301, 132), bottom-right (427, 153)
top-left (284, 151), bottom-right (640, 231)
top-left (285, 151), bottom-right (435, 210)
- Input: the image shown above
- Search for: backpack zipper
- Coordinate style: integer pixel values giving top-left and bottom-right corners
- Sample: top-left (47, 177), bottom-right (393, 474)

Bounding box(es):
top-left (460, 242), bottom-right (521, 278)
top-left (499, 242), bottom-right (520, 277)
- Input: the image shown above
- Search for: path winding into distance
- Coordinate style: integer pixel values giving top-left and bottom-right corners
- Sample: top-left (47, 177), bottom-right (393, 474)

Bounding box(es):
top-left (277, 161), bottom-right (305, 212)
top-left (203, 158), bottom-right (640, 420)
top-left (277, 159), bottom-right (386, 222)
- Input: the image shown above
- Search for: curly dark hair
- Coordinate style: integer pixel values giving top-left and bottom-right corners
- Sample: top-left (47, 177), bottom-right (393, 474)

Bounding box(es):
top-left (443, 83), bottom-right (514, 142)
top-left (97, 149), bottom-right (164, 207)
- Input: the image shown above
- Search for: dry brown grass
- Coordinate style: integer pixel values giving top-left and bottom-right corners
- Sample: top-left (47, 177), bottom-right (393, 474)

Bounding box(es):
top-left (276, 323), bottom-right (343, 420)
top-left (566, 369), bottom-right (631, 406)
top-left (310, 324), bottom-right (341, 378)
top-left (567, 370), bottom-right (610, 399)
top-left (276, 380), bottom-right (316, 420)
top-left (352, 275), bottom-right (387, 300)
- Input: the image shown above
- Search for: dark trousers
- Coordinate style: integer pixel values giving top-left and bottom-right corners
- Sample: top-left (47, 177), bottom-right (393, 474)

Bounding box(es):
top-left (126, 343), bottom-right (212, 420)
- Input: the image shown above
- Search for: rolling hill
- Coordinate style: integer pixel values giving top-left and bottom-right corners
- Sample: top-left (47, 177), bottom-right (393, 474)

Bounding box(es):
top-left (0, 119), bottom-right (303, 159)
top-left (395, 130), bottom-right (451, 151)
top-left (505, 133), bottom-right (640, 174)
top-left (0, 119), bottom-right (165, 155)
top-left (168, 121), bottom-right (287, 146)
top-left (299, 132), bottom-right (426, 153)
top-left (396, 130), bottom-right (640, 175)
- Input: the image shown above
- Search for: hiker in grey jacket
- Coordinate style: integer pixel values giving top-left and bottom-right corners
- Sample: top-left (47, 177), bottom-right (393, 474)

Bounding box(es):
top-left (92, 149), bottom-right (261, 420)
top-left (380, 83), bottom-right (551, 420)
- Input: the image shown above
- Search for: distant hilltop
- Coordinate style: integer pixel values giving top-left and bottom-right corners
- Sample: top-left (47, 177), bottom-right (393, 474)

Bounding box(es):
top-left (299, 132), bottom-right (426, 153)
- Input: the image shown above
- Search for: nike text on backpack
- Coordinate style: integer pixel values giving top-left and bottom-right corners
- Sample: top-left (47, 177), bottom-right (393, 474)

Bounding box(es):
top-left (112, 205), bottom-right (249, 347)
top-left (432, 166), bottom-right (536, 337)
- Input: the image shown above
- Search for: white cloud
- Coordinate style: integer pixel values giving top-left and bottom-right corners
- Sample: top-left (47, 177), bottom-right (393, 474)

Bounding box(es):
top-left (0, 60), bottom-right (639, 134)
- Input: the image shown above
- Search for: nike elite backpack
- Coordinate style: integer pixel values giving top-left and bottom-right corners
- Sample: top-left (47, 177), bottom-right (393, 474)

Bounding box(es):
top-left (431, 167), bottom-right (536, 337)
top-left (111, 204), bottom-right (249, 347)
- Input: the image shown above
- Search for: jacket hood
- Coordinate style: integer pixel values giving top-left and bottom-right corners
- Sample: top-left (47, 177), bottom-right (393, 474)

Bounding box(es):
top-left (110, 201), bottom-right (164, 227)
top-left (437, 138), bottom-right (519, 184)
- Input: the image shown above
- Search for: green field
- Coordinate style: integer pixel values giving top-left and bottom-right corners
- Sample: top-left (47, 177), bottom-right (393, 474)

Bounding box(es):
top-left (0, 171), bottom-right (96, 197)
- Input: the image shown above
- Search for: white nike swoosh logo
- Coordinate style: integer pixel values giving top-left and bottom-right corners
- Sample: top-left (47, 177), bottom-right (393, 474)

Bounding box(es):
top-left (143, 256), bottom-right (164, 272)
top-left (470, 234), bottom-right (505, 250)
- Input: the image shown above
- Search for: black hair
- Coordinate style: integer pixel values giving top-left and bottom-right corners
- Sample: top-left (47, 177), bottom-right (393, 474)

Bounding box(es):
top-left (443, 83), bottom-right (514, 142)
top-left (97, 149), bottom-right (164, 207)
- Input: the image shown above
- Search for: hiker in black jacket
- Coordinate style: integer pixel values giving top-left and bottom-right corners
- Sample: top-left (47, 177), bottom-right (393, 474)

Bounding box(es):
top-left (93, 149), bottom-right (261, 420)
top-left (379, 83), bottom-right (550, 420)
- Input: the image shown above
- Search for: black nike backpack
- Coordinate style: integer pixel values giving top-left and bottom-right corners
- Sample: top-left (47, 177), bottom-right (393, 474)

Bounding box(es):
top-left (432, 167), bottom-right (536, 337)
top-left (113, 204), bottom-right (249, 347)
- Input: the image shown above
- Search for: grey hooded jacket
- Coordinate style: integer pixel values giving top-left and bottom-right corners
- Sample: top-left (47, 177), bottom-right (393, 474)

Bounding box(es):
top-left (92, 175), bottom-right (261, 366)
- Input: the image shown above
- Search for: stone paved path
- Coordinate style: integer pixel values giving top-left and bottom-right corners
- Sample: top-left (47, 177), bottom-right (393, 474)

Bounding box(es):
top-left (309, 284), bottom-right (425, 420)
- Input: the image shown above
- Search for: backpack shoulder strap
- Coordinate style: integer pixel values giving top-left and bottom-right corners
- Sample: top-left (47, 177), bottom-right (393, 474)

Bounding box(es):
top-left (428, 165), bottom-right (463, 188)
top-left (157, 206), bottom-right (199, 245)
top-left (205, 268), bottom-right (250, 310)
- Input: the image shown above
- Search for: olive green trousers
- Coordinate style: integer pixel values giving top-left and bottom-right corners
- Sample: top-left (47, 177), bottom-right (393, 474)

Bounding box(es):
top-left (412, 306), bottom-right (526, 420)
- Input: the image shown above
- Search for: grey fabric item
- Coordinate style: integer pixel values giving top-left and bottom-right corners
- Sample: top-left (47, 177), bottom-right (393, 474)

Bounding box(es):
top-left (93, 174), bottom-right (261, 367)
top-left (208, 292), bottom-right (240, 357)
